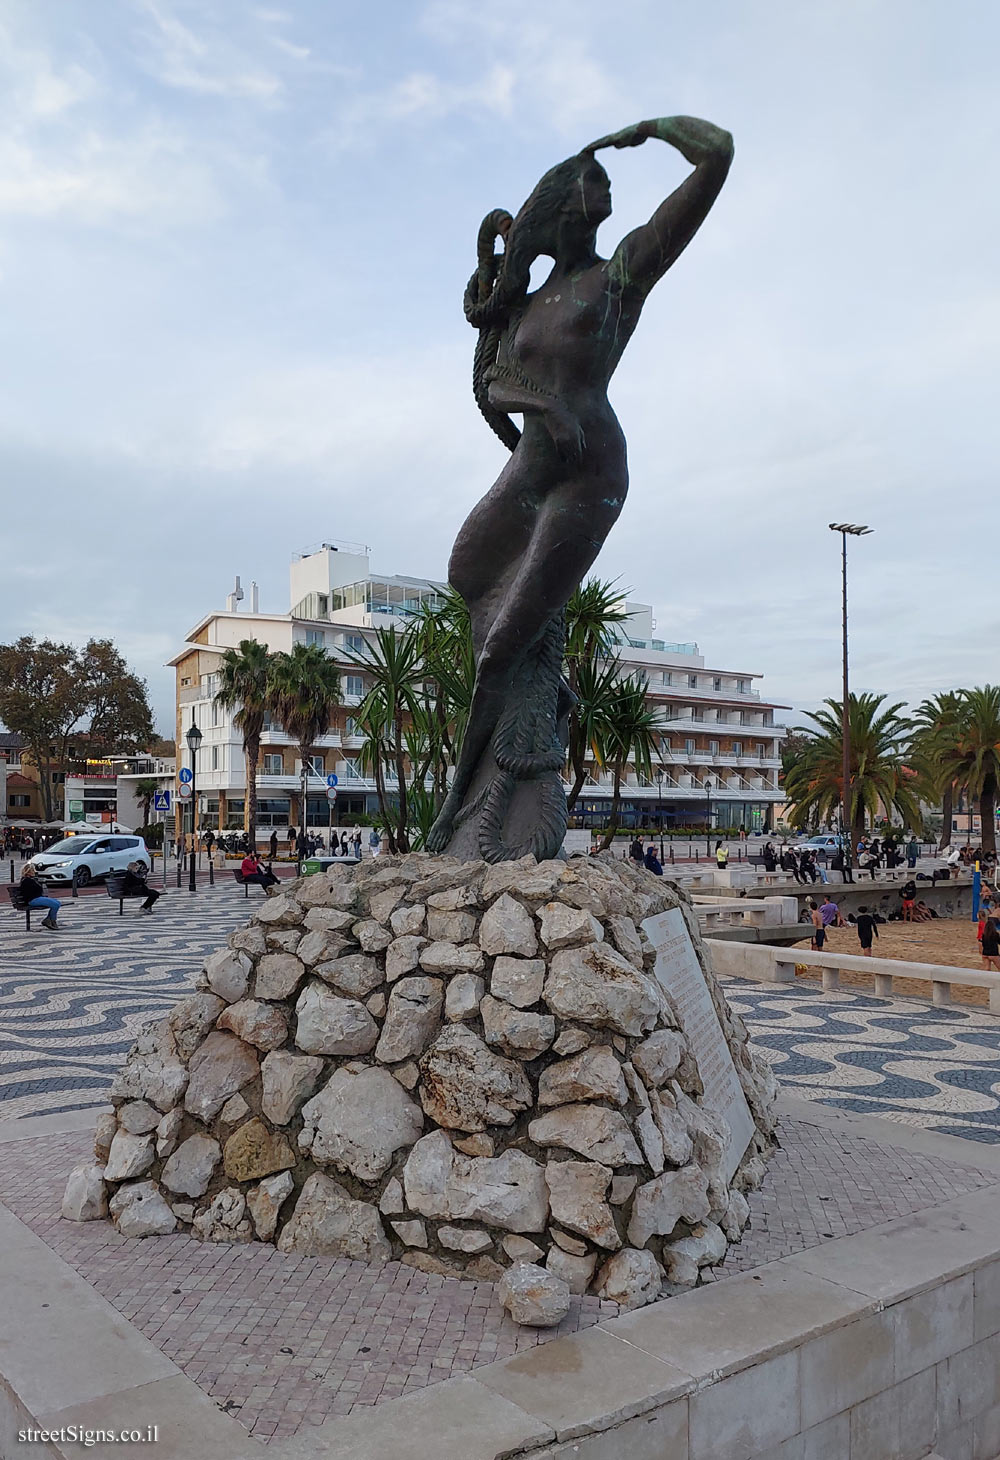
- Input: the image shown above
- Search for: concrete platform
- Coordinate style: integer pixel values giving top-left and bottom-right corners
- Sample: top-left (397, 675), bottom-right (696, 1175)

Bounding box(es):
top-left (3, 1099), bottom-right (1000, 1457)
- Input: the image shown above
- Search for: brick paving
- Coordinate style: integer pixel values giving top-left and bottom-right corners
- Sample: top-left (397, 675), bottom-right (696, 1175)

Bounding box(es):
top-left (2, 1118), bottom-right (996, 1442)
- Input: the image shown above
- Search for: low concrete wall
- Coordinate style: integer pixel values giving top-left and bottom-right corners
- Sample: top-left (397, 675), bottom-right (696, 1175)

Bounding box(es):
top-left (707, 937), bottom-right (1000, 1013)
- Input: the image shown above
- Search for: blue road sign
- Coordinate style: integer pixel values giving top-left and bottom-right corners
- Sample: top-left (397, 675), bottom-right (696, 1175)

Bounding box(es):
top-left (326, 773), bottom-right (339, 787)
top-left (178, 767), bottom-right (193, 784)
top-left (154, 790), bottom-right (171, 812)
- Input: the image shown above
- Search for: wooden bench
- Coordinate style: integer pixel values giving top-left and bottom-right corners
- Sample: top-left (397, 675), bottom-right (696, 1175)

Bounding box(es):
top-left (105, 873), bottom-right (150, 915)
top-left (232, 868), bottom-right (277, 896)
top-left (6, 884), bottom-right (33, 930)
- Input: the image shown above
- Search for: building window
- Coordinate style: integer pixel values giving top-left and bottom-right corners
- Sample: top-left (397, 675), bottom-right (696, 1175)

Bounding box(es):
top-left (713, 677), bottom-right (722, 692)
top-left (9, 794), bottom-right (29, 808)
top-left (303, 755), bottom-right (324, 777)
top-left (732, 742), bottom-right (743, 755)
top-left (345, 675), bottom-right (364, 698)
top-left (691, 709), bottom-right (703, 722)
top-left (688, 674), bottom-right (698, 689)
top-left (344, 757), bottom-right (362, 779)
top-left (263, 754), bottom-right (283, 775)
top-left (737, 678), bottom-right (750, 694)
top-left (709, 740), bottom-right (719, 755)
top-left (211, 746), bottom-right (220, 770)
top-left (225, 798), bottom-right (245, 829)
top-left (757, 743), bottom-right (768, 760)
top-left (684, 739), bottom-right (695, 755)
top-left (344, 634), bottom-right (364, 652)
top-left (662, 671), bottom-right (673, 686)
top-left (262, 712), bottom-right (283, 733)
top-left (180, 676), bottom-right (191, 687)
top-left (257, 798), bottom-right (291, 826)
top-left (305, 628), bottom-right (326, 648)
top-left (345, 717), bottom-right (358, 736)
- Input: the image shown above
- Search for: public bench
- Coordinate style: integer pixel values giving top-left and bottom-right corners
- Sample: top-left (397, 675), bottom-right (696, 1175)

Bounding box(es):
top-left (6, 884), bottom-right (33, 930)
top-left (105, 873), bottom-right (149, 915)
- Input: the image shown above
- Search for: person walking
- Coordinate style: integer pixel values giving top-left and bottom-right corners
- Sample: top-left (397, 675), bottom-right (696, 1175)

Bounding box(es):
top-left (906, 836), bottom-right (919, 869)
top-left (20, 832), bottom-right (33, 860)
top-left (269, 829), bottom-right (279, 860)
top-left (808, 898), bottom-right (826, 951)
top-left (715, 840), bottom-right (728, 870)
top-left (122, 860), bottom-right (160, 914)
top-left (981, 917), bottom-right (1000, 973)
top-left (352, 827), bottom-right (362, 859)
top-left (855, 905), bottom-right (878, 956)
top-left (20, 863), bottom-right (62, 930)
top-left (369, 827), bottom-right (382, 859)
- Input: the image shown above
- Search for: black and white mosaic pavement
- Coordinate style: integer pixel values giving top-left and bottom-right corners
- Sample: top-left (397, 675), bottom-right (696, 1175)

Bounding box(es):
top-left (723, 977), bottom-right (1000, 1143)
top-left (0, 883), bottom-right (261, 1122)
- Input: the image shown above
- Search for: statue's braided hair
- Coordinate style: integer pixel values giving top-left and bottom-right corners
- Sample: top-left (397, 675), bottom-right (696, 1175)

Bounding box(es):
top-left (465, 153), bottom-right (603, 453)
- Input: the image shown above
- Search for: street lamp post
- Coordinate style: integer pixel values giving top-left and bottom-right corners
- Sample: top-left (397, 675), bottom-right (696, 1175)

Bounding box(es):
top-left (186, 717), bottom-right (202, 894)
top-left (828, 523), bottom-right (873, 884)
top-left (656, 770), bottom-right (664, 862)
top-left (705, 780), bottom-right (712, 856)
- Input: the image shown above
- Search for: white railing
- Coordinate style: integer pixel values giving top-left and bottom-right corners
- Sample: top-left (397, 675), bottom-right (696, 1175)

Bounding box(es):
top-left (706, 939), bottom-right (1000, 1014)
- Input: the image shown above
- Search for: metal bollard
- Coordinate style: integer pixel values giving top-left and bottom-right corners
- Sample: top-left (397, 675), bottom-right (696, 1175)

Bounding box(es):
top-left (9, 859), bottom-right (13, 883)
top-left (71, 869), bottom-right (79, 898)
top-left (209, 859), bottom-right (215, 886)
top-left (669, 846), bottom-right (675, 864)
top-left (176, 859), bottom-right (182, 888)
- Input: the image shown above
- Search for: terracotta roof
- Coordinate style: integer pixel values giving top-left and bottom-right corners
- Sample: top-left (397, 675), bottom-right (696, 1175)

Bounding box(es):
top-left (6, 773), bottom-right (34, 787)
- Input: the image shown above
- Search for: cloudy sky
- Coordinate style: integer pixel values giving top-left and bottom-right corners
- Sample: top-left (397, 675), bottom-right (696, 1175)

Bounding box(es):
top-left (1, 0), bottom-right (997, 735)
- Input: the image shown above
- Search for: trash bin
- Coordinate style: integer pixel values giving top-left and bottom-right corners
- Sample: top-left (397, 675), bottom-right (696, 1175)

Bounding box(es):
top-left (302, 859), bottom-right (322, 877)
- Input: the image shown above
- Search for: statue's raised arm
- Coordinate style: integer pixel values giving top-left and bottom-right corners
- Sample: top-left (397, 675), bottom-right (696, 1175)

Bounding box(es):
top-left (589, 116), bottom-right (734, 297)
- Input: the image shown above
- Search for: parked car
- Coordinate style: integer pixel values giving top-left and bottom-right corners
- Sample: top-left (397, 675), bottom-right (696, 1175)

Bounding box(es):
top-left (791, 834), bottom-right (843, 856)
top-left (32, 834), bottom-right (152, 886)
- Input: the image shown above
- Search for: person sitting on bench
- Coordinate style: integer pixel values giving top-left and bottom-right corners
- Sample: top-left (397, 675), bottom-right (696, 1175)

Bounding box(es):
top-left (123, 860), bottom-right (160, 914)
top-left (240, 852), bottom-right (278, 892)
top-left (20, 863), bottom-right (63, 930)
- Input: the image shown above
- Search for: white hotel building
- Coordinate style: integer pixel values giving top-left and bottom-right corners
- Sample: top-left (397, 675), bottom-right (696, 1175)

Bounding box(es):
top-left (170, 543), bottom-right (786, 840)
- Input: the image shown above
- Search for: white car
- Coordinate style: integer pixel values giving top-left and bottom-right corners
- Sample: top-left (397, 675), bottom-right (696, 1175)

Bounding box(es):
top-left (792, 835), bottom-right (843, 856)
top-left (33, 834), bottom-right (152, 887)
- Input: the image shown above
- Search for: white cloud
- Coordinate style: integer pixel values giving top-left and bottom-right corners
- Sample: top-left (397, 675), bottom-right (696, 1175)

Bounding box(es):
top-left (134, 0), bottom-right (283, 101)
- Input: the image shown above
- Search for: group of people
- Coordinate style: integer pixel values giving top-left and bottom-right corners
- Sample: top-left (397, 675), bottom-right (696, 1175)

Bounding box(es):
top-left (627, 837), bottom-right (665, 876)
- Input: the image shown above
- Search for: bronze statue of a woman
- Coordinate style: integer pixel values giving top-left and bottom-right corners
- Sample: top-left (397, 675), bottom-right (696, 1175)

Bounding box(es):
top-left (427, 116), bottom-right (733, 863)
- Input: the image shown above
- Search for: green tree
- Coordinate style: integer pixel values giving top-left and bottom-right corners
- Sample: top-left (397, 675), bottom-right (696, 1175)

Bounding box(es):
top-left (593, 675), bottom-right (663, 850)
top-left (350, 626), bottom-right (425, 853)
top-left (936, 686), bottom-right (1000, 857)
top-left (268, 643), bottom-right (341, 851)
top-left (784, 693), bottom-right (919, 846)
top-left (216, 640), bottom-right (274, 851)
top-left (910, 690), bottom-right (966, 849)
top-left (133, 777), bottom-right (159, 829)
top-left (0, 636), bottom-right (153, 820)
top-left (564, 578), bottom-right (631, 812)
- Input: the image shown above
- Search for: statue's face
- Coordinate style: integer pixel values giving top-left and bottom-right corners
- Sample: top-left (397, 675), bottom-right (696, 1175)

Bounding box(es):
top-left (575, 156), bottom-right (612, 226)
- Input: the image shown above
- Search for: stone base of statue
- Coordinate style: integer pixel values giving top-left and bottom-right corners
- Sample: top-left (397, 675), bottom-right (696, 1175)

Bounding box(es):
top-left (63, 853), bottom-right (776, 1324)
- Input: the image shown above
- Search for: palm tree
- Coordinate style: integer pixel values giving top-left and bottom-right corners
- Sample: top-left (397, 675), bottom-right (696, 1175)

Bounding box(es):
top-left (784, 692), bottom-right (919, 846)
top-left (350, 626), bottom-right (424, 853)
top-left (911, 690), bottom-right (966, 848)
top-left (133, 776), bottom-right (159, 830)
top-left (268, 643), bottom-right (341, 854)
top-left (594, 674), bottom-right (663, 850)
top-left (564, 579), bottom-right (631, 812)
top-left (936, 686), bottom-right (1000, 856)
top-left (565, 656), bottom-right (622, 811)
top-left (216, 640), bottom-right (273, 852)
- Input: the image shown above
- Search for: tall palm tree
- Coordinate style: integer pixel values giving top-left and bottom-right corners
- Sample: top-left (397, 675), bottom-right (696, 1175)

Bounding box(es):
top-left (412, 589), bottom-right (475, 812)
top-left (910, 690), bottom-right (966, 848)
top-left (937, 686), bottom-right (1000, 856)
top-left (565, 656), bottom-right (622, 812)
top-left (350, 626), bottom-right (424, 853)
top-left (784, 692), bottom-right (919, 845)
top-left (594, 674), bottom-right (663, 850)
top-left (564, 578), bottom-right (631, 811)
top-left (216, 639), bottom-right (273, 852)
top-left (268, 643), bottom-right (341, 853)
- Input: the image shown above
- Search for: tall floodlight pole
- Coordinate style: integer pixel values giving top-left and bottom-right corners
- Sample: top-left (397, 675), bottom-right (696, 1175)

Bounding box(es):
top-left (828, 524), bottom-right (873, 882)
top-left (186, 717), bottom-right (202, 894)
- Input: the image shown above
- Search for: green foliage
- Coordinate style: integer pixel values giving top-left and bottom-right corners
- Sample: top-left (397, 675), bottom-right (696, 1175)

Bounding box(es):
top-left (0, 635), bottom-right (155, 820)
top-left (133, 777), bottom-right (160, 828)
top-left (910, 690), bottom-right (966, 849)
top-left (592, 674), bottom-right (664, 850)
top-left (783, 693), bottom-right (919, 842)
top-left (268, 643), bottom-right (342, 839)
top-left (933, 686), bottom-right (1000, 855)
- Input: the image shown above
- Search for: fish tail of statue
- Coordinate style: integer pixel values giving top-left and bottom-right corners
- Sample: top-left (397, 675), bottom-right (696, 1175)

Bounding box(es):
top-left (443, 614), bottom-right (569, 863)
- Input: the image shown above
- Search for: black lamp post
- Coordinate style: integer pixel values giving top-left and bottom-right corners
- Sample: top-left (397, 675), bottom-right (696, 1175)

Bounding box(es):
top-left (828, 522), bottom-right (873, 884)
top-left (656, 769), bottom-right (664, 862)
top-left (186, 716), bottom-right (202, 893)
top-left (705, 780), bottom-right (712, 856)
